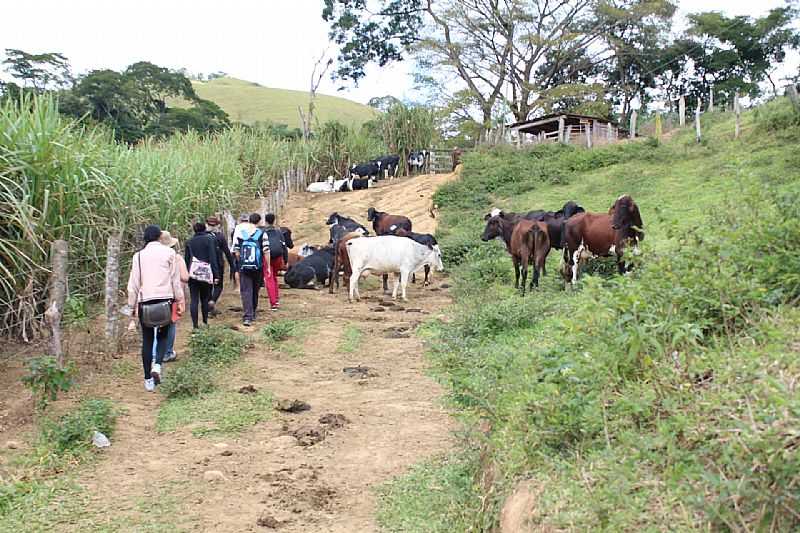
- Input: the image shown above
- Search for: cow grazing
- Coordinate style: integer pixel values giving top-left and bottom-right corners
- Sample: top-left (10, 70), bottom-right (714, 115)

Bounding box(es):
top-left (482, 214), bottom-right (550, 294)
top-left (350, 161), bottom-right (381, 180)
top-left (408, 151), bottom-right (429, 174)
top-left (561, 194), bottom-right (644, 286)
top-left (284, 246), bottom-right (336, 289)
top-left (484, 200), bottom-right (585, 251)
top-left (306, 176), bottom-right (335, 193)
top-left (393, 228), bottom-right (439, 286)
top-left (328, 231), bottom-right (364, 293)
top-left (372, 154), bottom-right (400, 179)
top-left (346, 235), bottom-right (444, 302)
top-left (326, 213), bottom-right (369, 244)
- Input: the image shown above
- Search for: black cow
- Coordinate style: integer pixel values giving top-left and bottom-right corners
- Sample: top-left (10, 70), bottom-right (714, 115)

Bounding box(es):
top-left (350, 177), bottom-right (374, 190)
top-left (326, 212), bottom-right (369, 244)
top-left (284, 246), bottom-right (336, 289)
top-left (280, 226), bottom-right (294, 250)
top-left (484, 201), bottom-right (585, 250)
top-left (372, 154), bottom-right (400, 178)
top-left (350, 161), bottom-right (381, 179)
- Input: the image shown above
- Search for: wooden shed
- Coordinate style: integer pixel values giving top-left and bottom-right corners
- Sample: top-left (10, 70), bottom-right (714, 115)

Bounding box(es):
top-left (508, 113), bottom-right (623, 147)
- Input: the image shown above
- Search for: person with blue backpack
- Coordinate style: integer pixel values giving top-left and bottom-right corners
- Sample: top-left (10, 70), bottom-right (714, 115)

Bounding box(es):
top-left (233, 213), bottom-right (270, 326)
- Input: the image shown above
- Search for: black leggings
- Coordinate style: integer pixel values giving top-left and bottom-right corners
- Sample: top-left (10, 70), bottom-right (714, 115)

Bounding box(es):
top-left (189, 279), bottom-right (213, 328)
top-left (139, 301), bottom-right (169, 379)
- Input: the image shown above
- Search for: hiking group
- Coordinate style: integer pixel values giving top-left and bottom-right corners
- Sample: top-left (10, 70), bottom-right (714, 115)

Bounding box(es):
top-left (126, 212), bottom-right (289, 392)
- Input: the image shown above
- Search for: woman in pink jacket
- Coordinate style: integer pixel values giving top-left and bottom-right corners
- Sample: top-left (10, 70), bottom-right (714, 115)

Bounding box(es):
top-left (127, 225), bottom-right (185, 392)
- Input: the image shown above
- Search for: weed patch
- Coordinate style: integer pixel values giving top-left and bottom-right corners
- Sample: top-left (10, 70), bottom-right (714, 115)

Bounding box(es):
top-left (337, 325), bottom-right (362, 353)
top-left (156, 390), bottom-right (272, 437)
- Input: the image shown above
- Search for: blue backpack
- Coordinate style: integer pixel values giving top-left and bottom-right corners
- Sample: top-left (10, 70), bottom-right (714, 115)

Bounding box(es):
top-left (239, 229), bottom-right (263, 272)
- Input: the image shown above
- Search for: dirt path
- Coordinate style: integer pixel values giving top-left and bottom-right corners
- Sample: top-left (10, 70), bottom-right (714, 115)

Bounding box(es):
top-left (59, 171), bottom-right (458, 531)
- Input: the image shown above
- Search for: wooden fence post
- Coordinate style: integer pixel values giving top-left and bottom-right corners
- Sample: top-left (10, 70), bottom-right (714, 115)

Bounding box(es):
top-left (45, 240), bottom-right (68, 367)
top-left (586, 122), bottom-right (592, 148)
top-left (734, 91), bottom-right (741, 139)
top-left (629, 110), bottom-right (637, 139)
top-left (679, 96), bottom-right (686, 127)
top-left (104, 232), bottom-right (122, 353)
top-left (709, 88), bottom-right (714, 112)
top-left (564, 125), bottom-right (572, 144)
top-left (695, 100), bottom-right (702, 143)
top-left (787, 84), bottom-right (800, 111)
top-left (607, 122), bottom-right (613, 142)
top-left (655, 112), bottom-right (662, 141)
top-left (558, 115), bottom-right (565, 143)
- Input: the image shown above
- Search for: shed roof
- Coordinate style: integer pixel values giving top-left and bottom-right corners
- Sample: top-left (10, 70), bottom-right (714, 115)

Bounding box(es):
top-left (509, 113), bottom-right (618, 135)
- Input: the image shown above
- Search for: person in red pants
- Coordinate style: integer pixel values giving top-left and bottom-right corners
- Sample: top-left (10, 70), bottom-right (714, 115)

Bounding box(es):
top-left (262, 213), bottom-right (288, 311)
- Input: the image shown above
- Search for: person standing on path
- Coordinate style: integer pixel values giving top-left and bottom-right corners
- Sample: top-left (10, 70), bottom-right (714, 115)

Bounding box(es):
top-left (262, 213), bottom-right (288, 311)
top-left (231, 213), bottom-right (249, 290)
top-left (127, 224), bottom-right (184, 392)
top-left (451, 146), bottom-right (463, 171)
top-left (185, 221), bottom-right (220, 329)
top-left (156, 230), bottom-right (189, 362)
top-left (233, 213), bottom-right (270, 326)
top-left (206, 216), bottom-right (235, 315)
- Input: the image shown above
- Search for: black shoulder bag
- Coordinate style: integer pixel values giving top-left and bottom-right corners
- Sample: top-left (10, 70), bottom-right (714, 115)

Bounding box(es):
top-left (137, 252), bottom-right (172, 328)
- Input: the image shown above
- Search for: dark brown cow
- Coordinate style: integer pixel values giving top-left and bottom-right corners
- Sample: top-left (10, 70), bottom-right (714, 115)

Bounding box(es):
top-left (481, 214), bottom-right (551, 294)
top-left (328, 231), bottom-right (365, 293)
top-left (367, 207), bottom-right (413, 292)
top-left (561, 194), bottom-right (644, 286)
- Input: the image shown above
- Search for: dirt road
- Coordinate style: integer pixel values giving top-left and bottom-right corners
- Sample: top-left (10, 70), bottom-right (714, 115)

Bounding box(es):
top-left (57, 171), bottom-right (458, 531)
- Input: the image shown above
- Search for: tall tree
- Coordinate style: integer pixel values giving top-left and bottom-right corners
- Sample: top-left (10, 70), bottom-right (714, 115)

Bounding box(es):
top-left (2, 49), bottom-right (72, 91)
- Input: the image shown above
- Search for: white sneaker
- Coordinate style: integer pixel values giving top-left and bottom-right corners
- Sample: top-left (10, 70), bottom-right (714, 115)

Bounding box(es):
top-left (144, 378), bottom-right (155, 392)
top-left (151, 363), bottom-right (162, 385)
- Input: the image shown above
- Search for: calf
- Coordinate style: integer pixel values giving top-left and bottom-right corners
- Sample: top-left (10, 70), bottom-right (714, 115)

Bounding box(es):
top-left (350, 161), bottom-right (381, 180)
top-left (306, 176), bottom-right (335, 193)
top-left (346, 235), bottom-right (444, 302)
top-left (482, 214), bottom-right (551, 293)
top-left (328, 231), bottom-right (364, 293)
top-left (284, 246), bottom-right (336, 289)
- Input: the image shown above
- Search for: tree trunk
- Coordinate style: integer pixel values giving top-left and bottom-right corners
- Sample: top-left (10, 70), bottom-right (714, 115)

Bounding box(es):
top-left (104, 232), bottom-right (122, 353)
top-left (46, 240), bottom-right (68, 367)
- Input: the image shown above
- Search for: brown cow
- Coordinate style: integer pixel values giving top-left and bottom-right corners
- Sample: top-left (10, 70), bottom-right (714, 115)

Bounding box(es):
top-left (328, 231), bottom-right (365, 293)
top-left (367, 207), bottom-right (413, 292)
top-left (481, 213), bottom-right (550, 294)
top-left (561, 194), bottom-right (644, 286)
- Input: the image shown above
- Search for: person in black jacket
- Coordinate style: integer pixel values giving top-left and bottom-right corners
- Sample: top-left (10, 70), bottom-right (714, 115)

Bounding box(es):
top-left (206, 216), bottom-right (235, 315)
top-left (185, 221), bottom-right (220, 328)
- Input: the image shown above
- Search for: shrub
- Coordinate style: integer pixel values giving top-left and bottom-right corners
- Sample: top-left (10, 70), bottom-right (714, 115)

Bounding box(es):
top-left (262, 319), bottom-right (298, 342)
top-left (21, 356), bottom-right (75, 411)
top-left (159, 361), bottom-right (215, 399)
top-left (39, 399), bottom-right (118, 455)
top-left (187, 326), bottom-right (247, 367)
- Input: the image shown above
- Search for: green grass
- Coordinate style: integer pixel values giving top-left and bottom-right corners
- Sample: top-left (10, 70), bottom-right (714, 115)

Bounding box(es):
top-left (337, 325), bottom-right (362, 353)
top-left (156, 389), bottom-right (272, 437)
top-left (262, 319), bottom-right (314, 357)
top-left (379, 98), bottom-right (800, 531)
top-left (179, 77), bottom-right (377, 128)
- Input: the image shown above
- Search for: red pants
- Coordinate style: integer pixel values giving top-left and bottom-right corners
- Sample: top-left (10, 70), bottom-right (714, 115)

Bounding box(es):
top-left (263, 256), bottom-right (283, 307)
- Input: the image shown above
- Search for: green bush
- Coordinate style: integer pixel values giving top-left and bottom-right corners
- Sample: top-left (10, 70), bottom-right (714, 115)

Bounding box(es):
top-left (261, 319), bottom-right (298, 342)
top-left (754, 96), bottom-right (800, 135)
top-left (21, 356), bottom-right (75, 411)
top-left (39, 399), bottom-right (118, 455)
top-left (158, 361), bottom-right (215, 399)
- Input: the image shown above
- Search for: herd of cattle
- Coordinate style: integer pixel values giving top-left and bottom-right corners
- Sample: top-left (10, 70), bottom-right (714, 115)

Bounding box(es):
top-left (305, 151), bottom-right (430, 193)
top-left (278, 207), bottom-right (443, 302)
top-left (272, 192), bottom-right (642, 303)
top-left (481, 194), bottom-right (644, 293)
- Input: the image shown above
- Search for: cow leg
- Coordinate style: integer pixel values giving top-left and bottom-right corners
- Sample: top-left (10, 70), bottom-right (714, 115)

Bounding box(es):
top-left (411, 272), bottom-right (416, 284)
top-left (391, 273), bottom-right (400, 300)
top-left (571, 244), bottom-right (585, 286)
top-left (617, 253), bottom-right (626, 275)
top-left (423, 265), bottom-right (431, 286)
top-left (531, 258), bottom-right (540, 289)
top-left (349, 269), bottom-right (360, 302)
top-left (400, 270), bottom-right (409, 301)
top-left (382, 273), bottom-right (389, 293)
top-left (513, 258), bottom-right (520, 289)
top-left (520, 256), bottom-right (529, 296)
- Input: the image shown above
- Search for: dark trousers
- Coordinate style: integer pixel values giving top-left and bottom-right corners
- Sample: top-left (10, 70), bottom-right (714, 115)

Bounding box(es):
top-left (211, 274), bottom-right (224, 304)
top-left (239, 270), bottom-right (261, 321)
top-left (189, 278), bottom-right (213, 328)
top-left (139, 302), bottom-right (169, 379)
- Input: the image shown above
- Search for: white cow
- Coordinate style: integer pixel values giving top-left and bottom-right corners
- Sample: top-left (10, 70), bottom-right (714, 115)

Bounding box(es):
top-left (346, 235), bottom-right (444, 302)
top-left (333, 178), bottom-right (349, 192)
top-left (306, 176), bottom-right (335, 193)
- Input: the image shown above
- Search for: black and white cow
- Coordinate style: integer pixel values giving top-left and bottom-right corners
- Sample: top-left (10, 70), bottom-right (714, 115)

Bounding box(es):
top-left (326, 212), bottom-right (369, 244)
top-left (372, 154), bottom-right (400, 179)
top-left (349, 161), bottom-right (381, 180)
top-left (407, 150), bottom-right (429, 174)
top-left (284, 246), bottom-right (336, 289)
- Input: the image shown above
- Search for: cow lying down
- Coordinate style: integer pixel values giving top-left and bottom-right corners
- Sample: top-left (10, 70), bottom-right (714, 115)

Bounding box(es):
top-left (284, 246), bottom-right (335, 288)
top-left (346, 235), bottom-right (444, 302)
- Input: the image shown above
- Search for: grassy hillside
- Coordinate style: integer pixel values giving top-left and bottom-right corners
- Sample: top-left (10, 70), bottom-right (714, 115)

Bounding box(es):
top-left (378, 100), bottom-right (800, 531)
top-left (184, 77), bottom-right (377, 127)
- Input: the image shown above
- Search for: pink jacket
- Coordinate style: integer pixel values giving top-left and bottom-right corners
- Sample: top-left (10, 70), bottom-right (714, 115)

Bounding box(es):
top-left (127, 242), bottom-right (185, 307)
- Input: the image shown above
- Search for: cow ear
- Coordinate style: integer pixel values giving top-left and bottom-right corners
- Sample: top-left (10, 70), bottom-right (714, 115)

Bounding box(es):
top-left (483, 213), bottom-right (491, 221)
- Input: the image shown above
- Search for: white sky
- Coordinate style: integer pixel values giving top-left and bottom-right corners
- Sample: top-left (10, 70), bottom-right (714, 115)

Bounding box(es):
top-left (0, 0), bottom-right (797, 104)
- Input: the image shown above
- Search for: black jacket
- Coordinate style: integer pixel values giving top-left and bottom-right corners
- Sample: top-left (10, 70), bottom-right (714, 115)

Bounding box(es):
top-left (210, 230), bottom-right (235, 272)
top-left (185, 232), bottom-right (221, 281)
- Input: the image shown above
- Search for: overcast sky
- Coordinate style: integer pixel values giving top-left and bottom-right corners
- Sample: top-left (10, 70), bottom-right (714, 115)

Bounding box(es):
top-left (1, 0), bottom-right (797, 104)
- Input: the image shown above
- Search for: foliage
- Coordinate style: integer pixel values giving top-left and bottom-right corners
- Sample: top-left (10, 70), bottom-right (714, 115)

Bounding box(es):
top-left (160, 326), bottom-right (247, 399)
top-left (20, 356), bottom-right (75, 411)
top-left (367, 103), bottom-right (436, 173)
top-left (2, 48), bottom-right (72, 91)
top-left (39, 399), bottom-right (118, 455)
top-left (156, 389), bottom-right (272, 437)
top-left (337, 325), bottom-right (362, 353)
top-left (314, 120), bottom-right (387, 178)
top-left (381, 102), bottom-right (800, 530)
top-left (261, 319), bottom-right (300, 342)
